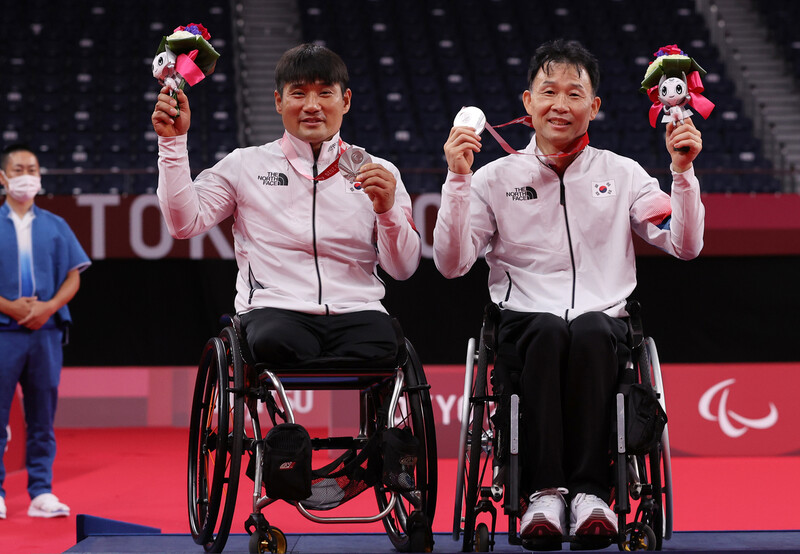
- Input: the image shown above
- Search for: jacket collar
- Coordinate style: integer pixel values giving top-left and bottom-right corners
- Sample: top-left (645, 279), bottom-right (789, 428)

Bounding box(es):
top-left (526, 132), bottom-right (589, 169)
top-left (281, 130), bottom-right (343, 171)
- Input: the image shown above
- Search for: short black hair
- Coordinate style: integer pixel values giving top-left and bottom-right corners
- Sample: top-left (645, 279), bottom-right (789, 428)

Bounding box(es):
top-left (527, 39), bottom-right (600, 95)
top-left (1, 143), bottom-right (36, 171)
top-left (275, 43), bottom-right (349, 95)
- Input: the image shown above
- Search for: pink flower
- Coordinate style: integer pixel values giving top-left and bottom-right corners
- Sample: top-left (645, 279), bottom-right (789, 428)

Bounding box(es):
top-left (173, 22), bottom-right (211, 41)
top-left (653, 44), bottom-right (684, 58)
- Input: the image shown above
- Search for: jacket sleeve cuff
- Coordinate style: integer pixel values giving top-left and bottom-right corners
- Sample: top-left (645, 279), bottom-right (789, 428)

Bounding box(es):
top-left (376, 203), bottom-right (409, 228)
top-left (671, 164), bottom-right (698, 191)
top-left (158, 135), bottom-right (189, 157)
top-left (442, 170), bottom-right (472, 196)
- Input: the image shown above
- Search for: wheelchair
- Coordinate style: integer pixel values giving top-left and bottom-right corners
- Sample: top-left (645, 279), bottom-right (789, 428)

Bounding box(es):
top-left (186, 315), bottom-right (438, 553)
top-left (452, 302), bottom-right (673, 552)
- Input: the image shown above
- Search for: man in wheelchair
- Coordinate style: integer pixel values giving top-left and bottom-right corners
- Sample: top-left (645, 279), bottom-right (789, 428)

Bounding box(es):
top-left (151, 43), bottom-right (421, 365)
top-left (434, 39), bottom-right (704, 541)
top-left (152, 43), bottom-right (430, 553)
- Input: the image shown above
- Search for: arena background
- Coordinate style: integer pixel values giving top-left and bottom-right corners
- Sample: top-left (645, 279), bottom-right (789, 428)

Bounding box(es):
top-left (3, 0), bottom-right (800, 550)
top-left (2, 0), bottom-right (799, 452)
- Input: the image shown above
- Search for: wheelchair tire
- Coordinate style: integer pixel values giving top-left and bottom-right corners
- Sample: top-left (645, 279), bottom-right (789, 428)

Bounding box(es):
top-left (376, 339), bottom-right (438, 553)
top-left (456, 334), bottom-right (492, 552)
top-left (646, 337), bottom-right (673, 542)
top-left (633, 337), bottom-right (669, 551)
top-left (249, 526), bottom-right (287, 554)
top-left (475, 522), bottom-right (490, 552)
top-left (452, 338), bottom-right (476, 542)
top-left (187, 327), bottom-right (245, 552)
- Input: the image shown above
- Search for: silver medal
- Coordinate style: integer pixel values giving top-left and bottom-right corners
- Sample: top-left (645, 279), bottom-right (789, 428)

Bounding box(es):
top-left (453, 106), bottom-right (486, 135)
top-left (339, 147), bottom-right (372, 184)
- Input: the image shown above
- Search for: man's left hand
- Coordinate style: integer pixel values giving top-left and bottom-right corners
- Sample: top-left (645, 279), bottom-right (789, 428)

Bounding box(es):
top-left (357, 163), bottom-right (396, 214)
top-left (18, 299), bottom-right (56, 330)
top-left (666, 117), bottom-right (702, 173)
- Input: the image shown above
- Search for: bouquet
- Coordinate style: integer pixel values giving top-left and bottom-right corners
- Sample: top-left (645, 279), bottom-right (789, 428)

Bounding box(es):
top-left (640, 44), bottom-right (714, 128)
top-left (152, 22), bottom-right (220, 111)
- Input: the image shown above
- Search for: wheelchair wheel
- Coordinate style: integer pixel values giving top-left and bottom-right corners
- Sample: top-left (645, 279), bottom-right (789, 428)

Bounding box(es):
top-left (621, 521), bottom-right (657, 551)
top-left (475, 522), bottom-right (491, 552)
top-left (376, 339), bottom-right (438, 553)
top-left (187, 327), bottom-right (245, 552)
top-left (647, 337), bottom-right (673, 542)
top-left (249, 526), bottom-right (287, 554)
top-left (633, 337), bottom-right (671, 550)
top-left (453, 335), bottom-right (493, 552)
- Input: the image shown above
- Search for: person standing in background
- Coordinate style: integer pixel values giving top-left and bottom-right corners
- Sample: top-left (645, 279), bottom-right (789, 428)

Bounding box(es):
top-left (0, 144), bottom-right (91, 519)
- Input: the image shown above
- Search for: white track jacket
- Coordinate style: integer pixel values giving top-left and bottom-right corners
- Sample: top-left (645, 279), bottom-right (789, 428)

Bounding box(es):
top-left (158, 131), bottom-right (421, 315)
top-left (433, 135), bottom-right (704, 320)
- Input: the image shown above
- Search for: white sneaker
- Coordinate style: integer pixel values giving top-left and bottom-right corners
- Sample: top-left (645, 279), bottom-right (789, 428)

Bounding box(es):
top-left (569, 493), bottom-right (617, 536)
top-left (519, 487), bottom-right (568, 538)
top-left (0, 496), bottom-right (6, 519)
top-left (28, 493), bottom-right (70, 518)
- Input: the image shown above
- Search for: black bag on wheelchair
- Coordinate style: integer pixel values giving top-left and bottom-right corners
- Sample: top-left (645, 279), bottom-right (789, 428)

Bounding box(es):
top-left (622, 383), bottom-right (668, 454)
top-left (381, 427), bottom-right (420, 491)
top-left (262, 423), bottom-right (312, 501)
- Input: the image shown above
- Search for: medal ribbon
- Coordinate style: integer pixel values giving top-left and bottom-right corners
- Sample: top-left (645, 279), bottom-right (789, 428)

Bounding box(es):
top-left (484, 115), bottom-right (590, 158)
top-left (280, 135), bottom-right (347, 181)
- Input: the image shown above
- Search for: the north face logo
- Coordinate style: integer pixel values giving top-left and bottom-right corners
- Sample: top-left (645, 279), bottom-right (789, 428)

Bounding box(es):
top-left (258, 172), bottom-right (289, 186)
top-left (506, 186), bottom-right (538, 201)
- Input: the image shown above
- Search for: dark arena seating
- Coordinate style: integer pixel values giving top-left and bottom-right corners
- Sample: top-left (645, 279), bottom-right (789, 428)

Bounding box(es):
top-left (756, 1), bottom-right (800, 79)
top-left (298, 0), bottom-right (782, 193)
top-left (0, 0), bottom-right (785, 194)
top-left (0, 0), bottom-right (236, 195)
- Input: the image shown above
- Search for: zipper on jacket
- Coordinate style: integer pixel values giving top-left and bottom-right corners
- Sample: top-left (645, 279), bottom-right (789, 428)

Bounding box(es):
top-left (559, 177), bottom-right (577, 313)
top-left (499, 271), bottom-right (513, 309)
top-left (247, 264), bottom-right (264, 304)
top-left (311, 164), bottom-right (329, 314)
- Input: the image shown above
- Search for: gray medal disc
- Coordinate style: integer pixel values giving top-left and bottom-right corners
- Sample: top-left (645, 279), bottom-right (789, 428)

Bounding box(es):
top-left (453, 106), bottom-right (487, 135)
top-left (339, 147), bottom-right (372, 183)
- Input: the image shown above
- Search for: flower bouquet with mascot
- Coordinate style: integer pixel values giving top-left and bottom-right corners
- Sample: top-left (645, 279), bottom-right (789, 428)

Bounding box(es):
top-left (640, 44), bottom-right (714, 129)
top-left (152, 23), bottom-right (219, 115)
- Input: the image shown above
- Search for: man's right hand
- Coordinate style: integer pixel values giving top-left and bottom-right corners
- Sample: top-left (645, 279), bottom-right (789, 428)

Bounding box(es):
top-left (151, 86), bottom-right (191, 137)
top-left (444, 126), bottom-right (482, 175)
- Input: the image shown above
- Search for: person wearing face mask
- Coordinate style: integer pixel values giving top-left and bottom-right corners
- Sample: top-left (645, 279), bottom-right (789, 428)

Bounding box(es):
top-left (0, 144), bottom-right (91, 520)
top-left (435, 40), bottom-right (704, 541)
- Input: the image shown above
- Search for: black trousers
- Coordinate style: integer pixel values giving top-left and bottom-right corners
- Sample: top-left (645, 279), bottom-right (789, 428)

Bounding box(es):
top-left (240, 307), bottom-right (398, 365)
top-left (498, 310), bottom-right (628, 503)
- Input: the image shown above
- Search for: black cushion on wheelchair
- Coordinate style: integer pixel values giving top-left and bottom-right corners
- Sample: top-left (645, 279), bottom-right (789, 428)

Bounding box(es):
top-left (254, 354), bottom-right (400, 373)
top-left (228, 312), bottom-right (407, 375)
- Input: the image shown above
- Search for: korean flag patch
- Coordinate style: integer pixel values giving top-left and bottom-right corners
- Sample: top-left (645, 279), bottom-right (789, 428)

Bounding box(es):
top-left (592, 180), bottom-right (616, 197)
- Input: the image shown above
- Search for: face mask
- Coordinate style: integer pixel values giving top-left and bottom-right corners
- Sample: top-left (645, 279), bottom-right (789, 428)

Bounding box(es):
top-left (6, 174), bottom-right (42, 203)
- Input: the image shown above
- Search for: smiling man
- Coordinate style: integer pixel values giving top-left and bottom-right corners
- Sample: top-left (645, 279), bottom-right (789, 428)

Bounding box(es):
top-left (151, 43), bottom-right (420, 366)
top-left (434, 39), bottom-right (705, 540)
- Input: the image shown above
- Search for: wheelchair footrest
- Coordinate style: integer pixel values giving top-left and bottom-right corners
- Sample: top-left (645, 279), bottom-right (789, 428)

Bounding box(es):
top-left (310, 436), bottom-right (367, 450)
top-left (521, 537), bottom-right (563, 551)
top-left (569, 535), bottom-right (615, 551)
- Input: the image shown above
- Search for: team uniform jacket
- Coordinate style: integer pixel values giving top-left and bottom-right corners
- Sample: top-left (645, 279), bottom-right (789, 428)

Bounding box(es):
top-left (157, 131), bottom-right (421, 315)
top-left (433, 134), bottom-right (705, 320)
top-left (0, 203), bottom-right (91, 328)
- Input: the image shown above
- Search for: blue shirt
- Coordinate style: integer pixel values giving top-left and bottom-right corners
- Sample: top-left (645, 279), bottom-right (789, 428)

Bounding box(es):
top-left (0, 202), bottom-right (91, 328)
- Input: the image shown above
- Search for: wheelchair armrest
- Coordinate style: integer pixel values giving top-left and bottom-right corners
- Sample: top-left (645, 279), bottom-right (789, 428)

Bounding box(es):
top-left (625, 299), bottom-right (644, 349)
top-left (482, 303), bottom-right (502, 351)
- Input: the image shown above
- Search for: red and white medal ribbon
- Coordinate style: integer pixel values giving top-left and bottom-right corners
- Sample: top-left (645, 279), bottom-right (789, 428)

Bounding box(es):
top-left (455, 106), bottom-right (590, 159)
top-left (280, 134), bottom-right (347, 181)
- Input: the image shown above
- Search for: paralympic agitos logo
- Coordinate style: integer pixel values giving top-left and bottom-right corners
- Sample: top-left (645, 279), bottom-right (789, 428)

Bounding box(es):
top-left (698, 378), bottom-right (779, 438)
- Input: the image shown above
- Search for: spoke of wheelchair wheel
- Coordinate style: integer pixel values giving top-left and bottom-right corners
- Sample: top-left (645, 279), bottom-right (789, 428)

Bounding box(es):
top-left (478, 434), bottom-right (491, 484)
